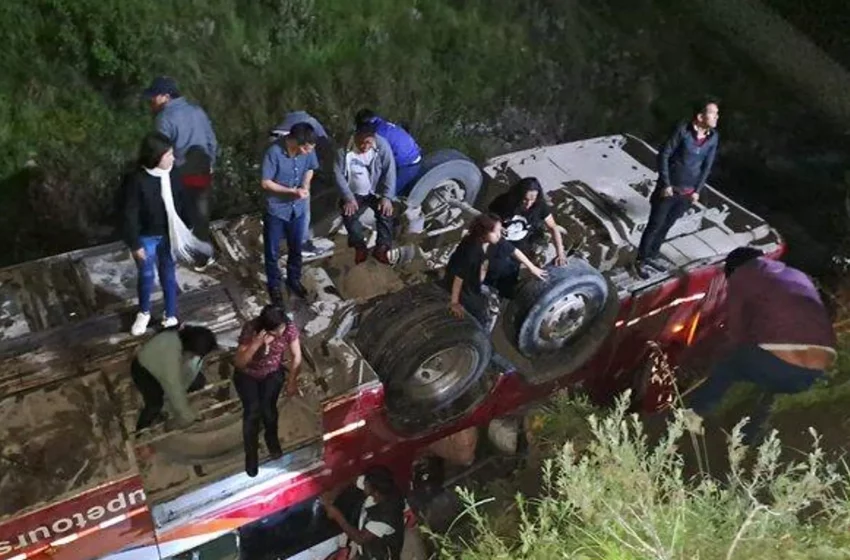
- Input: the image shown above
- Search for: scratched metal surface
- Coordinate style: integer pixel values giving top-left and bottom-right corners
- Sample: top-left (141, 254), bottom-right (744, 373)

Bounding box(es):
top-left (0, 135), bottom-right (780, 521)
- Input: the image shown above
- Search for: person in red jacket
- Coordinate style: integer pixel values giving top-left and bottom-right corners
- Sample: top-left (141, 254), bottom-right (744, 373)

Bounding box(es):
top-left (688, 247), bottom-right (836, 439)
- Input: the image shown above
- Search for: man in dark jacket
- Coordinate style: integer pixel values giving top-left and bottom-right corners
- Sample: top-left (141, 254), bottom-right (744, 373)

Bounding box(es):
top-left (144, 76), bottom-right (219, 271)
top-left (688, 247), bottom-right (836, 440)
top-left (635, 99), bottom-right (720, 278)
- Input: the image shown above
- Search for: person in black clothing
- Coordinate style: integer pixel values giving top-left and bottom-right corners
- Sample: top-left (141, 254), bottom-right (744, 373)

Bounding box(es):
top-left (488, 177), bottom-right (567, 266)
top-left (123, 132), bottom-right (212, 336)
top-left (322, 466), bottom-right (406, 560)
top-left (635, 99), bottom-right (720, 278)
top-left (444, 213), bottom-right (547, 327)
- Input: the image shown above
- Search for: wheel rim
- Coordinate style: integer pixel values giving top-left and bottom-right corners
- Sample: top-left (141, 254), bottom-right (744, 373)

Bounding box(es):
top-left (421, 180), bottom-right (466, 231)
top-left (407, 345), bottom-right (479, 402)
top-left (538, 293), bottom-right (590, 345)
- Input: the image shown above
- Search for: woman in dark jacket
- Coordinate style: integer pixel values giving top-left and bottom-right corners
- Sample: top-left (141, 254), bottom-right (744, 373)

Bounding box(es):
top-left (123, 132), bottom-right (211, 336)
top-left (488, 177), bottom-right (566, 266)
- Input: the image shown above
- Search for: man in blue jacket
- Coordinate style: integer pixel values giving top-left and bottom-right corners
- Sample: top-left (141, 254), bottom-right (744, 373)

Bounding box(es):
top-left (144, 76), bottom-right (219, 271)
top-left (355, 109), bottom-right (423, 196)
top-left (635, 99), bottom-right (720, 278)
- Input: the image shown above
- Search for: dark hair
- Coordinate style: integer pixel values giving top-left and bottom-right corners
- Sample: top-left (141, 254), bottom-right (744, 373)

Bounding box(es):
top-left (287, 122), bottom-right (317, 146)
top-left (364, 466), bottom-right (398, 497)
top-left (138, 132), bottom-right (172, 169)
top-left (466, 213), bottom-right (500, 243)
top-left (724, 247), bottom-right (763, 278)
top-left (692, 97), bottom-right (720, 119)
top-left (510, 177), bottom-right (544, 205)
top-left (258, 305), bottom-right (289, 332)
top-left (354, 121), bottom-right (378, 139)
top-left (179, 325), bottom-right (218, 357)
top-left (354, 108), bottom-right (378, 127)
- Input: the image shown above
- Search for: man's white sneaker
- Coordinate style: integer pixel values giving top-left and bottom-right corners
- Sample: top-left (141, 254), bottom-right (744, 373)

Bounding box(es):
top-left (130, 312), bottom-right (151, 336)
top-left (193, 256), bottom-right (216, 272)
top-left (162, 316), bottom-right (179, 329)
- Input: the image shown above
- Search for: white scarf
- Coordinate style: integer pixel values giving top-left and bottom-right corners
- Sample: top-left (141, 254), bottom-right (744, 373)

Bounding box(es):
top-left (144, 166), bottom-right (213, 263)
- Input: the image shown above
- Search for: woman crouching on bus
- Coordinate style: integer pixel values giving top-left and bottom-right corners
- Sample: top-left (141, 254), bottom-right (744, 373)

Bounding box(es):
top-left (443, 213), bottom-right (547, 328)
top-left (233, 305), bottom-right (302, 477)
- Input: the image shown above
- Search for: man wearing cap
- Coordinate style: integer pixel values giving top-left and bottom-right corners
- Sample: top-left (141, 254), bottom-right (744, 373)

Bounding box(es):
top-left (687, 247), bottom-right (836, 441)
top-left (269, 111), bottom-right (331, 255)
top-left (144, 76), bottom-right (219, 271)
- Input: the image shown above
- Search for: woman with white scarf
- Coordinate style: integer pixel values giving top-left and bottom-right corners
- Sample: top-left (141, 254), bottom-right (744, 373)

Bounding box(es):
top-left (123, 132), bottom-right (213, 336)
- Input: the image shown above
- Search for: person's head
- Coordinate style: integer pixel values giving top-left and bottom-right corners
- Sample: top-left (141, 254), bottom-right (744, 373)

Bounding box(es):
top-left (178, 325), bottom-right (218, 358)
top-left (692, 98), bottom-right (720, 130)
top-left (511, 177), bottom-right (544, 209)
top-left (284, 122), bottom-right (317, 155)
top-left (724, 246), bottom-right (764, 278)
top-left (257, 304), bottom-right (291, 336)
top-left (353, 122), bottom-right (378, 153)
top-left (354, 108), bottom-right (378, 128)
top-left (143, 76), bottom-right (180, 114)
top-left (362, 466), bottom-right (398, 501)
top-left (467, 213), bottom-right (503, 244)
top-left (138, 132), bottom-right (175, 170)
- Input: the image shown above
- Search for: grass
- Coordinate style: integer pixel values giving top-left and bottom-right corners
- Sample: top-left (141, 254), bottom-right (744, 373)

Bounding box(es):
top-left (432, 393), bottom-right (850, 559)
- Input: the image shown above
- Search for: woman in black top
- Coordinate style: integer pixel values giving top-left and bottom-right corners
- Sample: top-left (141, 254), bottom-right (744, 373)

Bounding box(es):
top-left (123, 132), bottom-right (211, 336)
top-left (444, 213), bottom-right (547, 326)
top-left (488, 177), bottom-right (566, 266)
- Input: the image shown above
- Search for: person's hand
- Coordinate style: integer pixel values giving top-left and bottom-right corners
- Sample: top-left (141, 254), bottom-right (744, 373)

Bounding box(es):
top-left (285, 376), bottom-right (299, 397)
top-left (132, 248), bottom-right (146, 261)
top-left (343, 199), bottom-right (359, 217)
top-left (295, 187), bottom-right (310, 199)
top-left (661, 186), bottom-right (674, 197)
top-left (449, 302), bottom-right (465, 319)
top-left (378, 197), bottom-right (394, 217)
top-left (530, 266), bottom-right (549, 281)
top-left (690, 192), bottom-right (700, 203)
top-left (554, 252), bottom-right (567, 267)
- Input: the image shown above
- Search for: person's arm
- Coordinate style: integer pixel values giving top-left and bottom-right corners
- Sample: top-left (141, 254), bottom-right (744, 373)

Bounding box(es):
top-left (300, 151), bottom-right (319, 192)
top-left (449, 275), bottom-right (465, 318)
top-left (544, 213), bottom-right (566, 265)
top-left (658, 125), bottom-right (685, 188)
top-left (155, 113), bottom-right (177, 144)
top-left (233, 324), bottom-right (266, 370)
top-left (122, 176), bottom-right (142, 253)
top-left (261, 146), bottom-right (299, 196)
top-left (285, 325), bottom-right (302, 395)
top-left (694, 135), bottom-right (719, 194)
top-left (325, 505), bottom-right (381, 547)
top-left (511, 245), bottom-right (548, 280)
top-left (334, 148), bottom-right (356, 201)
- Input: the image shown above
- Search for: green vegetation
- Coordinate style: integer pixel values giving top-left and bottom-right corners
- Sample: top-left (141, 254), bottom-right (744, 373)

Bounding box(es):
top-left (3, 0), bottom-right (846, 266)
top-left (434, 393), bottom-right (850, 559)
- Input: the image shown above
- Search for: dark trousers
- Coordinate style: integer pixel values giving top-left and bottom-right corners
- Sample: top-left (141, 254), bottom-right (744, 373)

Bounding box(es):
top-left (263, 211), bottom-right (306, 298)
top-left (636, 192), bottom-right (692, 261)
top-left (233, 369), bottom-right (285, 472)
top-left (485, 240), bottom-right (521, 299)
top-left (688, 345), bottom-right (825, 441)
top-left (440, 279), bottom-right (490, 328)
top-left (184, 187), bottom-right (212, 243)
top-left (396, 161), bottom-right (423, 197)
top-left (131, 358), bottom-right (206, 432)
top-left (341, 194), bottom-right (394, 249)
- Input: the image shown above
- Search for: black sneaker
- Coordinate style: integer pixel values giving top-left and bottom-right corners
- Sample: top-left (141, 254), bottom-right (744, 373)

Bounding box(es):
top-left (286, 280), bottom-right (309, 299)
top-left (647, 257), bottom-right (670, 271)
top-left (634, 260), bottom-right (651, 279)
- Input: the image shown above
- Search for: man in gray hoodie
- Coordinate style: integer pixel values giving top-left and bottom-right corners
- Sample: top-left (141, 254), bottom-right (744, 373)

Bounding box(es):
top-left (334, 121), bottom-right (397, 265)
top-left (144, 76), bottom-right (219, 270)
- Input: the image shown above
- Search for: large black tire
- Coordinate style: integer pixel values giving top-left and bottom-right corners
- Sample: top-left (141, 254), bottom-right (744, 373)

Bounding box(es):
top-left (505, 259), bottom-right (619, 385)
top-left (354, 283), bottom-right (495, 435)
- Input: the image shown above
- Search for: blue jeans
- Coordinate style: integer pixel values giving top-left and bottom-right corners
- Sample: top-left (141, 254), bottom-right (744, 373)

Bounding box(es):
top-left (688, 345), bottom-right (825, 441)
top-left (396, 161), bottom-right (423, 197)
top-left (137, 235), bottom-right (178, 318)
top-left (264, 212), bottom-right (306, 296)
